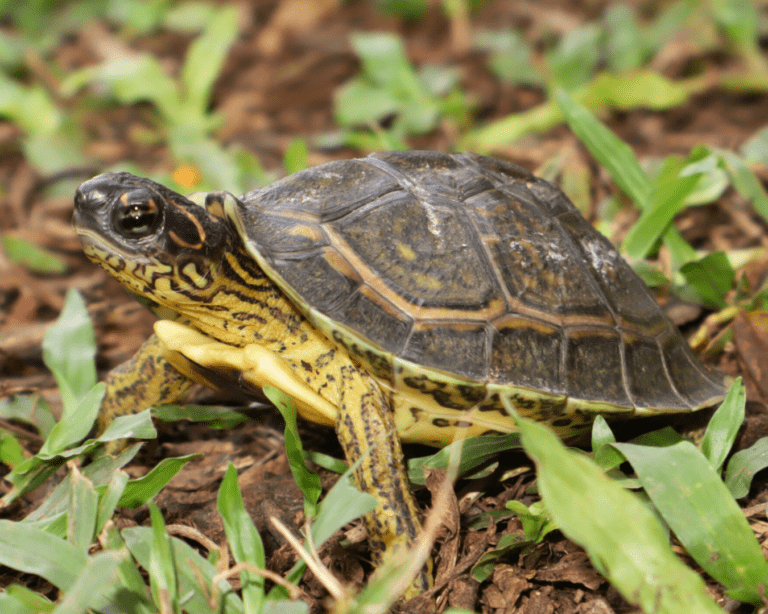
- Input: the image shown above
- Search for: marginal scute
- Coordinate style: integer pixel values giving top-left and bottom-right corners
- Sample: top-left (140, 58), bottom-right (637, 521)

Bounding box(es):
top-left (660, 330), bottom-right (726, 408)
top-left (490, 315), bottom-right (562, 392)
top-left (565, 327), bottom-right (631, 406)
top-left (402, 321), bottom-right (489, 381)
top-left (621, 331), bottom-right (687, 410)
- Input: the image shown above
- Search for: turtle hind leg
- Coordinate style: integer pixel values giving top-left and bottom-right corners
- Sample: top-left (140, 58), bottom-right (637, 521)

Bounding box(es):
top-left (336, 366), bottom-right (432, 599)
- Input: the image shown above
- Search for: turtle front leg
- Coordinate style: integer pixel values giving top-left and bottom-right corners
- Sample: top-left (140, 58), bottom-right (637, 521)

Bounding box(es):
top-left (98, 332), bottom-right (194, 434)
top-left (154, 320), bottom-right (433, 598)
top-left (336, 367), bottom-right (432, 598)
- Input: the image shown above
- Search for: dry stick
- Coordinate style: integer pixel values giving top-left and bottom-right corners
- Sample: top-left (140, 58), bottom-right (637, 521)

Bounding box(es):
top-left (211, 561), bottom-right (306, 600)
top-left (270, 516), bottom-right (348, 601)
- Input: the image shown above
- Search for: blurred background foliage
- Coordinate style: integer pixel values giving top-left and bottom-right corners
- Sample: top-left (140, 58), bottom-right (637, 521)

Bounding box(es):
top-left (2, 2), bottom-right (768, 613)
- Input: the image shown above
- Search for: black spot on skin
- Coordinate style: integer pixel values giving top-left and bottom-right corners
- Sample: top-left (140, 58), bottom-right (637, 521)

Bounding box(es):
top-left (550, 418), bottom-right (573, 427)
top-left (478, 393), bottom-right (501, 411)
top-left (457, 384), bottom-right (486, 404)
top-left (300, 360), bottom-right (312, 372)
top-left (510, 394), bottom-right (538, 410)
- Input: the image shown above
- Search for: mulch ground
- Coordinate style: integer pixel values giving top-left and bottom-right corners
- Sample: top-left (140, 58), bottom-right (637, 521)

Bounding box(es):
top-left (2, 1), bottom-right (768, 612)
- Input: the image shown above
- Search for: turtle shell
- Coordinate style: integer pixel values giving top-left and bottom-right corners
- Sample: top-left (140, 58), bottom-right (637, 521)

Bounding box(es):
top-left (229, 151), bottom-right (726, 441)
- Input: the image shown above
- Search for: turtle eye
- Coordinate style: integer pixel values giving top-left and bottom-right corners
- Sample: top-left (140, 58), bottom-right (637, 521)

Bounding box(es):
top-left (113, 198), bottom-right (162, 238)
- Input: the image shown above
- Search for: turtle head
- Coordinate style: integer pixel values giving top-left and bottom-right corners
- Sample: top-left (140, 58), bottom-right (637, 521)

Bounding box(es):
top-left (74, 172), bottom-right (239, 306)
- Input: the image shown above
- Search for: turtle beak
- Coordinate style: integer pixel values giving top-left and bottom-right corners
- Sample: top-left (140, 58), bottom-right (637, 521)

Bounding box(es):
top-left (73, 175), bottom-right (112, 237)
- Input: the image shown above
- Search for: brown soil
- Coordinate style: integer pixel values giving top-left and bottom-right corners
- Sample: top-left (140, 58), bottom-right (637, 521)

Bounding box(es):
top-left (2, 1), bottom-right (768, 613)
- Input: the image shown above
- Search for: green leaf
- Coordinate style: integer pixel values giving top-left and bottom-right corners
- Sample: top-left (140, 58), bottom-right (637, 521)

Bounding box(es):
top-left (623, 155), bottom-right (702, 259)
top-left (507, 405), bottom-right (723, 613)
top-left (148, 503), bottom-right (178, 611)
top-left (96, 471), bottom-right (130, 536)
top-left (124, 526), bottom-right (244, 614)
top-left (50, 551), bottom-right (122, 614)
top-left (105, 0), bottom-right (169, 34)
top-left (710, 0), bottom-right (759, 48)
top-left (614, 439), bottom-right (768, 604)
top-left (99, 526), bottom-right (155, 614)
top-left (335, 31), bottom-right (445, 138)
top-left (660, 224), bottom-right (697, 271)
top-left (305, 450), bottom-right (348, 474)
top-left (506, 500), bottom-right (557, 543)
top-left (23, 444), bottom-right (140, 525)
top-left (377, 0), bottom-right (426, 19)
top-left (463, 71), bottom-right (703, 152)
top-left (170, 137), bottom-right (242, 192)
top-left (151, 403), bottom-right (248, 428)
top-left (725, 437), bottom-right (768, 499)
top-left (283, 138), bottom-right (309, 175)
top-left (23, 131), bottom-right (86, 175)
top-left (351, 31), bottom-right (415, 89)
top-left (180, 6), bottom-right (239, 121)
top-left (700, 377), bottom-right (744, 473)
top-left (0, 80), bottom-right (62, 134)
top-left (262, 602), bottom-right (309, 614)
top-left (0, 395), bottom-right (57, 439)
top-left (646, 1), bottom-right (696, 54)
top-left (3, 584), bottom-right (55, 613)
top-left (40, 383), bottom-right (104, 455)
top-left (474, 30), bottom-right (542, 86)
top-left (263, 386), bottom-right (322, 518)
top-left (555, 88), bottom-right (651, 207)
top-left (62, 53), bottom-right (181, 121)
top-left (0, 433), bottom-right (25, 475)
top-left (0, 520), bottom-right (88, 591)
top-left (41, 289), bottom-right (97, 416)
top-left (67, 467), bottom-right (98, 552)
top-left (716, 148), bottom-right (768, 221)
top-left (218, 464), bottom-right (265, 612)
top-left (163, 1), bottom-right (219, 33)
top-left (1, 235), bottom-right (67, 274)
top-left (458, 98), bottom-right (564, 151)
top-left (335, 79), bottom-right (401, 127)
top-left (98, 409), bottom-right (157, 442)
top-left (471, 530), bottom-right (529, 582)
top-left (604, 5), bottom-right (646, 72)
top-left (118, 454), bottom-right (202, 508)
top-left (546, 24), bottom-right (601, 90)
top-left (586, 70), bottom-right (698, 111)
top-left (741, 125), bottom-right (768, 166)
top-left (311, 469), bottom-right (378, 548)
top-left (408, 432), bottom-right (521, 485)
top-left (2, 458), bottom-right (62, 506)
top-left (678, 251), bottom-right (735, 308)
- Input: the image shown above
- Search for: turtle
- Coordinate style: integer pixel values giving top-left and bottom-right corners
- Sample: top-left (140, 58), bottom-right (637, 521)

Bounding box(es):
top-left (73, 150), bottom-right (728, 597)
